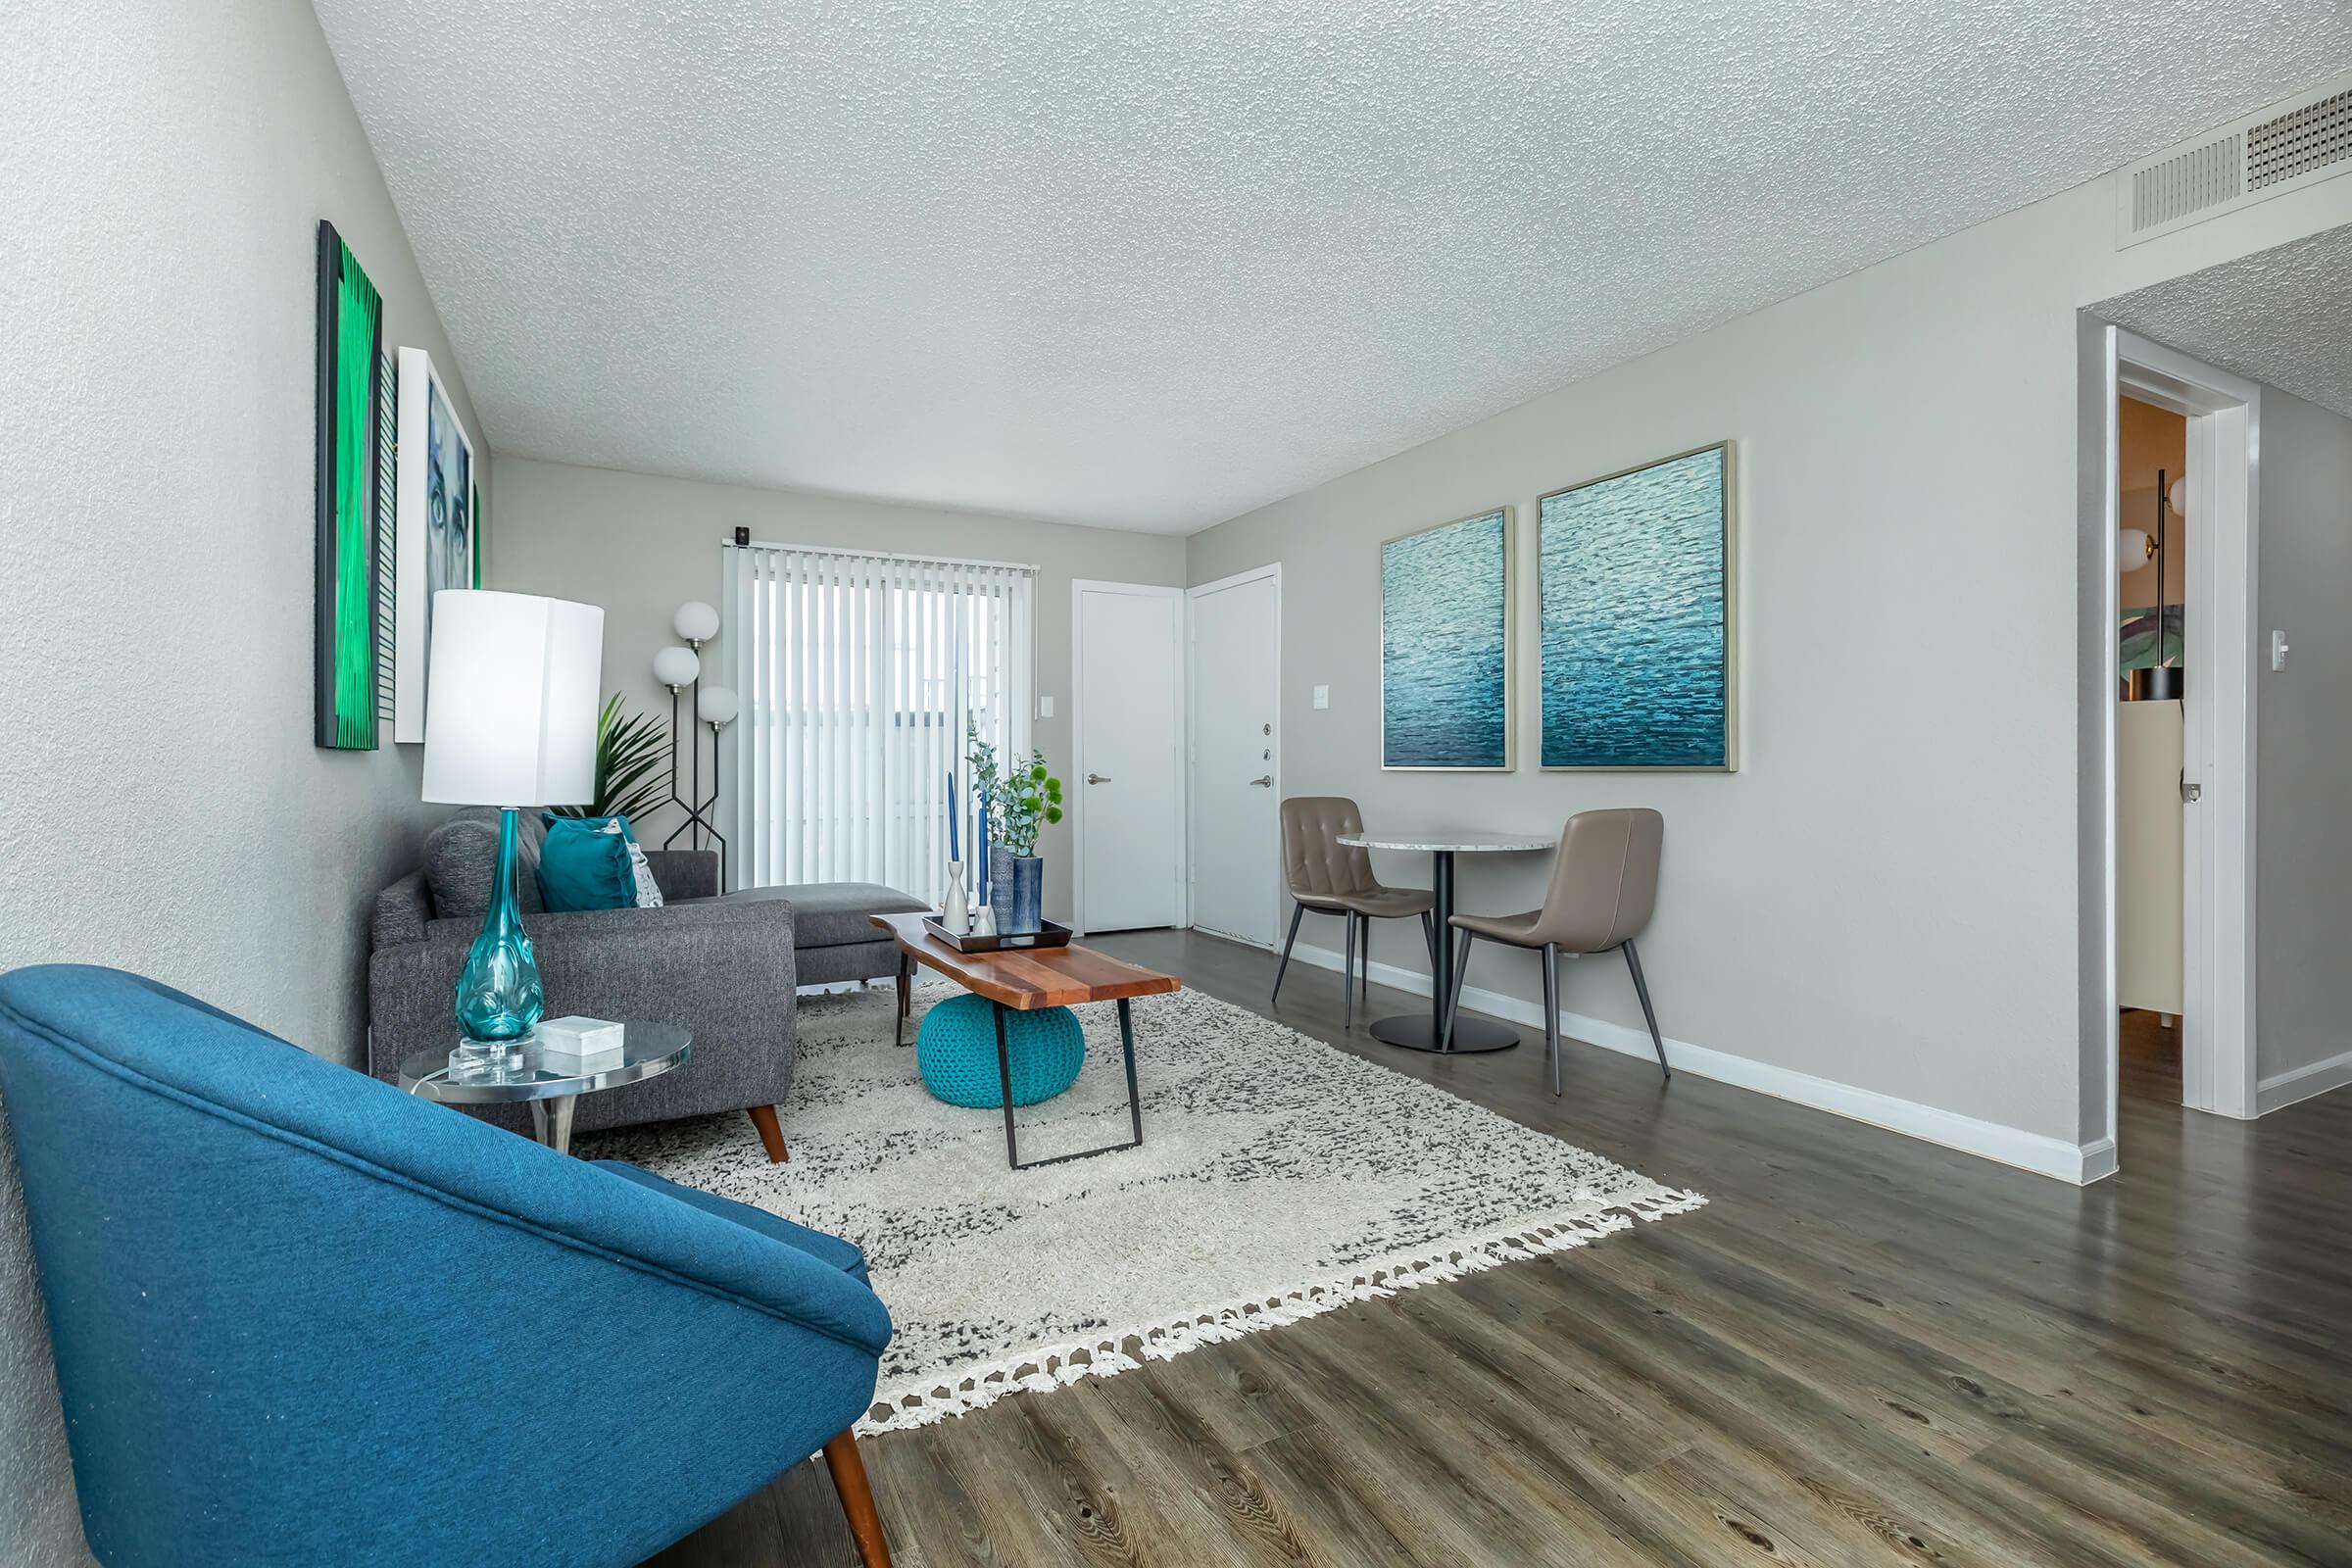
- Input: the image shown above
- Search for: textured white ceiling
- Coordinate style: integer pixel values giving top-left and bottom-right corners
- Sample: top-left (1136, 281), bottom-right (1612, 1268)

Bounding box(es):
top-left (313, 1), bottom-right (2352, 533)
top-left (2096, 223), bottom-right (2352, 422)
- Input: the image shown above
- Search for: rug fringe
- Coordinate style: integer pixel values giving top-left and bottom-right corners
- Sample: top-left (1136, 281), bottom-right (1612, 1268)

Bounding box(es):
top-left (858, 1186), bottom-right (1706, 1434)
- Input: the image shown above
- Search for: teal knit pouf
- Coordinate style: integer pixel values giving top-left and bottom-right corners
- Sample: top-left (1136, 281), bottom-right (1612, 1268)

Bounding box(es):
top-left (916, 993), bottom-right (1085, 1108)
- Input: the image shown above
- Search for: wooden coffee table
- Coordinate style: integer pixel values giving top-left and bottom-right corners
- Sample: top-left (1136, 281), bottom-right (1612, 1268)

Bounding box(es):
top-left (871, 911), bottom-right (1180, 1170)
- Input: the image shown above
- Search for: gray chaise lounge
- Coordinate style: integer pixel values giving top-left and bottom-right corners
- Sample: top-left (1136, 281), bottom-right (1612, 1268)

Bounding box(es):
top-left (367, 809), bottom-right (924, 1158)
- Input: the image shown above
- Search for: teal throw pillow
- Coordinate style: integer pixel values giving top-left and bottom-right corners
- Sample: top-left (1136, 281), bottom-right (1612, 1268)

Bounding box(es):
top-left (536, 814), bottom-right (641, 911)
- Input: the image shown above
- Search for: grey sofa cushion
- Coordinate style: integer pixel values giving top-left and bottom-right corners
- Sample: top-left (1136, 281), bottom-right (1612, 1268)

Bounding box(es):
top-left (421, 808), bottom-right (547, 921)
top-left (373, 871), bottom-right (432, 948)
top-left (711, 882), bottom-right (926, 948)
top-left (796, 939), bottom-right (903, 986)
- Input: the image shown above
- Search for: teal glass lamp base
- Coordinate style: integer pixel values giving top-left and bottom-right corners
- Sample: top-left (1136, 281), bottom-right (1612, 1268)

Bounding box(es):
top-left (452, 807), bottom-right (544, 1073)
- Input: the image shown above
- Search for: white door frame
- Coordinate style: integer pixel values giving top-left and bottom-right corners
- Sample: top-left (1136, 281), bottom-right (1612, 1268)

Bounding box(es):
top-left (1069, 579), bottom-right (1188, 938)
top-left (1185, 564), bottom-right (1283, 948)
top-left (2103, 328), bottom-right (2261, 1136)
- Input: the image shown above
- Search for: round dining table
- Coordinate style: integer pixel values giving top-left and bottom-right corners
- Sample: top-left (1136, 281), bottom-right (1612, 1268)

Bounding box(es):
top-left (1334, 829), bottom-right (1556, 1054)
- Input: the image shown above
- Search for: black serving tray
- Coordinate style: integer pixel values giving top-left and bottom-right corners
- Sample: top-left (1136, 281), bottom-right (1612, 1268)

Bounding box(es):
top-left (923, 915), bottom-right (1074, 954)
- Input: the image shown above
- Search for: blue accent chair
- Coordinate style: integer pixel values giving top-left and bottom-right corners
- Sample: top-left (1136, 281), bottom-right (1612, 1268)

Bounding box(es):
top-left (0, 965), bottom-right (897, 1568)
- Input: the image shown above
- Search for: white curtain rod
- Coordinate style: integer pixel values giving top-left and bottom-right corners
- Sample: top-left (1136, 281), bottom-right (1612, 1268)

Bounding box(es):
top-left (723, 539), bottom-right (1040, 575)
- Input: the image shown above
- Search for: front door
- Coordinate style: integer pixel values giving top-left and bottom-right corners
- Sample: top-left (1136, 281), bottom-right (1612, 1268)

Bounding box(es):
top-left (1188, 569), bottom-right (1280, 947)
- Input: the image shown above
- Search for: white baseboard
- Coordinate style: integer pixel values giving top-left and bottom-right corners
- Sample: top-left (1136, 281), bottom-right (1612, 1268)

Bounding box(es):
top-left (2256, 1047), bottom-right (2352, 1115)
top-left (1288, 943), bottom-right (2112, 1186)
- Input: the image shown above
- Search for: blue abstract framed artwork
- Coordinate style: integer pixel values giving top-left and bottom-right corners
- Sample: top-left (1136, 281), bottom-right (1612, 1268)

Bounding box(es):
top-left (1539, 443), bottom-right (1737, 770)
top-left (1381, 508), bottom-right (1512, 770)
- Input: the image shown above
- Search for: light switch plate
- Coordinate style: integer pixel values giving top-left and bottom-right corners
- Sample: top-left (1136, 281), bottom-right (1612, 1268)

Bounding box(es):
top-left (2272, 630), bottom-right (2289, 671)
top-left (1312, 684), bottom-right (1330, 710)
top-left (1038, 695), bottom-right (1054, 718)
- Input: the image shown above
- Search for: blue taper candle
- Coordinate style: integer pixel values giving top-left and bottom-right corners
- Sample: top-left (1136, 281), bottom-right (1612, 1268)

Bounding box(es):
top-left (947, 770), bottom-right (958, 862)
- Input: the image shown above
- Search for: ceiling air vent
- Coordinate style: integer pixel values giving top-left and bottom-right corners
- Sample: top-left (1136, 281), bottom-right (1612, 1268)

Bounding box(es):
top-left (2130, 133), bottom-right (2241, 232)
top-left (2116, 71), bottom-right (2352, 248)
top-left (2247, 86), bottom-right (2352, 190)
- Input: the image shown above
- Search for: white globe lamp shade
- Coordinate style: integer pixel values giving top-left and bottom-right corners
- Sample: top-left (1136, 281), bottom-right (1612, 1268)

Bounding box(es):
top-left (673, 601), bottom-right (720, 643)
top-left (2117, 527), bottom-right (2153, 571)
top-left (421, 591), bottom-right (604, 808)
top-left (2168, 477), bottom-right (2188, 517)
top-left (698, 685), bottom-right (740, 726)
top-left (653, 645), bottom-right (701, 689)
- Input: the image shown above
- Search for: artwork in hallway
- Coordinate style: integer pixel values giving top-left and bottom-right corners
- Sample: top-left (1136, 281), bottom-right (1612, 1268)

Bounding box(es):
top-left (1381, 508), bottom-right (1512, 770)
top-left (313, 221), bottom-right (383, 751)
top-left (393, 345), bottom-right (476, 743)
top-left (1540, 443), bottom-right (1737, 769)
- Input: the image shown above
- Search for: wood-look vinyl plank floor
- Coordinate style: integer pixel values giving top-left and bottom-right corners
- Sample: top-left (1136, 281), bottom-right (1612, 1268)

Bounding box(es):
top-left (644, 943), bottom-right (2352, 1567)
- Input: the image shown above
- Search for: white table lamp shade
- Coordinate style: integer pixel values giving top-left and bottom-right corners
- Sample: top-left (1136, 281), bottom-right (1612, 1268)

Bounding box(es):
top-left (653, 645), bottom-right (701, 688)
top-left (673, 601), bottom-right (720, 643)
top-left (421, 591), bottom-right (605, 807)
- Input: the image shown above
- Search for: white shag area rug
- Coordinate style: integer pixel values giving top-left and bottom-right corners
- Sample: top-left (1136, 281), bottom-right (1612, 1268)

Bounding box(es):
top-left (579, 978), bottom-right (1704, 1433)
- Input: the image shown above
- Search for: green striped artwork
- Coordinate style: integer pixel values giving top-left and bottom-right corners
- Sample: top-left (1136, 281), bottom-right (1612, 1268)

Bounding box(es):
top-left (375, 349), bottom-right (397, 723)
top-left (315, 220), bottom-right (383, 750)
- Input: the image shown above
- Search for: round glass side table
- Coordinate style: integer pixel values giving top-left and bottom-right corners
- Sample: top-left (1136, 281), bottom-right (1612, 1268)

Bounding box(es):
top-left (397, 1023), bottom-right (691, 1154)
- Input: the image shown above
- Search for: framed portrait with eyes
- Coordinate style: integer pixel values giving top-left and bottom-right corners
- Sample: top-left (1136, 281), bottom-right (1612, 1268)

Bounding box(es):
top-left (393, 345), bottom-right (477, 744)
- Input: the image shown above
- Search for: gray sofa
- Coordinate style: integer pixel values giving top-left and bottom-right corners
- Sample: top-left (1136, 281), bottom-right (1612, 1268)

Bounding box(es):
top-left (367, 809), bottom-right (924, 1155)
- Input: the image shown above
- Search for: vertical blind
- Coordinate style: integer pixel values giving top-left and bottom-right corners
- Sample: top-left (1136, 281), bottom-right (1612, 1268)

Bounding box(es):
top-left (725, 542), bottom-right (1035, 904)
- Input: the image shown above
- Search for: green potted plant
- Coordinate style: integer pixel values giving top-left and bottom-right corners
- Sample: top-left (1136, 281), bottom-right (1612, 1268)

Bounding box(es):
top-left (548, 694), bottom-right (670, 823)
top-left (968, 727), bottom-right (1062, 934)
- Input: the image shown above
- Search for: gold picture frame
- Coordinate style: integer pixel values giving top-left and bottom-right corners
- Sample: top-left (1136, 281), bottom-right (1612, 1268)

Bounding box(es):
top-left (1379, 506), bottom-right (1515, 772)
top-left (1537, 441), bottom-right (1738, 772)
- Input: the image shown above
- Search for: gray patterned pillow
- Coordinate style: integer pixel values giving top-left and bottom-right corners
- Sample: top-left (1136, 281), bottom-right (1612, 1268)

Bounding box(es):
top-left (422, 809), bottom-right (546, 921)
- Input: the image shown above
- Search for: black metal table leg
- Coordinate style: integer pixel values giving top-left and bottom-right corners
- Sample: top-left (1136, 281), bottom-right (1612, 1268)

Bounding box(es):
top-left (1119, 998), bottom-right (1143, 1148)
top-left (993, 1002), bottom-right (1020, 1166)
top-left (992, 997), bottom-right (1148, 1170)
top-left (1366, 848), bottom-right (1518, 1054)
top-left (894, 952), bottom-right (912, 1047)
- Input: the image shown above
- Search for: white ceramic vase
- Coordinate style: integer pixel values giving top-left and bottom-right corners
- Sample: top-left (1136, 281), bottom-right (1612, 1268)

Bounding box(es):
top-left (943, 861), bottom-right (969, 933)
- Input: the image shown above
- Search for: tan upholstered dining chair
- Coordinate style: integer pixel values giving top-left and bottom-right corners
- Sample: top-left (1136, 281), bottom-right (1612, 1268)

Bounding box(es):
top-left (1442, 808), bottom-right (1671, 1094)
top-left (1275, 797), bottom-right (1437, 1030)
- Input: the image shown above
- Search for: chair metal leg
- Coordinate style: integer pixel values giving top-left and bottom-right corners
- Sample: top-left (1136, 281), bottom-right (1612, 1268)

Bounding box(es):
top-left (1271, 904), bottom-right (1305, 1005)
top-left (1442, 930), bottom-right (1472, 1051)
top-left (1344, 910), bottom-right (1357, 1031)
top-left (1357, 914), bottom-right (1371, 1011)
top-left (1420, 909), bottom-right (1438, 971)
top-left (1542, 943), bottom-right (1562, 1098)
top-left (1623, 939), bottom-right (1670, 1081)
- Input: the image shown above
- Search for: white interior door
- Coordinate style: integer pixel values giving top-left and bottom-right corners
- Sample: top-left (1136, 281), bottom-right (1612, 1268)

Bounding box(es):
top-left (1073, 582), bottom-right (1183, 933)
top-left (1188, 567), bottom-right (1281, 947)
top-left (2116, 698), bottom-right (2184, 1014)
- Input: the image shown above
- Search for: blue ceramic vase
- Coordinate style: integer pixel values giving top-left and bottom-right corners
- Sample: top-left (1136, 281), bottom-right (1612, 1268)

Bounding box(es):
top-left (988, 844), bottom-right (1046, 934)
top-left (454, 808), bottom-right (544, 1042)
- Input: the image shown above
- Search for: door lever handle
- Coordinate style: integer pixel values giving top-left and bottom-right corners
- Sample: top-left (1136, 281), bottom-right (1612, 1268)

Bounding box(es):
top-left (1249, 775), bottom-right (1273, 787)
top-left (1087, 772), bottom-right (1112, 784)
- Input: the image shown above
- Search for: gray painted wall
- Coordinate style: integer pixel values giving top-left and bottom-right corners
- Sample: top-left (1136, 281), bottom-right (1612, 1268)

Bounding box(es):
top-left (487, 458), bottom-right (1188, 922)
top-left (1190, 172), bottom-right (2352, 1161)
top-left (1189, 191), bottom-right (2095, 1151)
top-left (2254, 387), bottom-right (2352, 1092)
top-left (0, 3), bottom-right (489, 1558)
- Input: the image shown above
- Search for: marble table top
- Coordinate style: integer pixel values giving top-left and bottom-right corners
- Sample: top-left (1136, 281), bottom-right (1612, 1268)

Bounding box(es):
top-left (1337, 830), bottom-right (1556, 854)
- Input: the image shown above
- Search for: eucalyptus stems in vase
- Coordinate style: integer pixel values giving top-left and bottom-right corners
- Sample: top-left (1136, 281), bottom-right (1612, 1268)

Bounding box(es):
top-left (967, 725), bottom-right (1062, 934)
